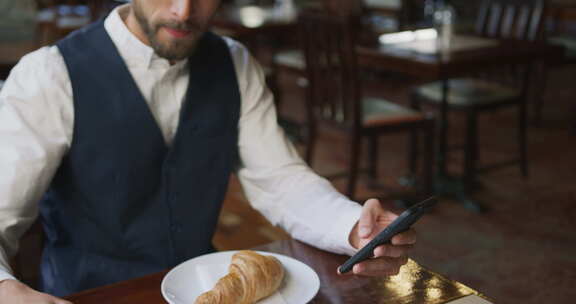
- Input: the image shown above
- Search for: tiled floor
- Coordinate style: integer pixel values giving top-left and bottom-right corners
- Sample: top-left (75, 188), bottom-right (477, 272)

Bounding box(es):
top-left (213, 64), bottom-right (576, 304)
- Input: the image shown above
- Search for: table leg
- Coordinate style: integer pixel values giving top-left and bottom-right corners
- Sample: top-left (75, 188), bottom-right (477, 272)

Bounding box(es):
top-left (438, 79), bottom-right (449, 178)
top-left (435, 79), bottom-right (486, 212)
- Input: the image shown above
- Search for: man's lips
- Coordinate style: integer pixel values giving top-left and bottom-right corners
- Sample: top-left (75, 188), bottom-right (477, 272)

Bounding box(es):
top-left (163, 27), bottom-right (192, 38)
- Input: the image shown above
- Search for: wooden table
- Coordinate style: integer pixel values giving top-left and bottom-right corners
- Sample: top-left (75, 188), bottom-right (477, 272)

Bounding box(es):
top-left (358, 36), bottom-right (565, 79)
top-left (65, 239), bottom-right (482, 304)
top-left (357, 34), bottom-right (564, 211)
top-left (0, 40), bottom-right (39, 79)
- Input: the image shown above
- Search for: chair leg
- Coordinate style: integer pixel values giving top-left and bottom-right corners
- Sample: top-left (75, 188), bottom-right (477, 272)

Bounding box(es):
top-left (269, 76), bottom-right (282, 109)
top-left (305, 123), bottom-right (317, 166)
top-left (368, 136), bottom-right (379, 180)
top-left (408, 129), bottom-right (419, 180)
top-left (464, 111), bottom-right (478, 194)
top-left (437, 79), bottom-right (451, 178)
top-left (532, 62), bottom-right (548, 125)
top-left (422, 119), bottom-right (436, 197)
top-left (266, 37), bottom-right (287, 111)
top-left (519, 100), bottom-right (529, 177)
top-left (408, 90), bottom-right (422, 183)
top-left (347, 135), bottom-right (362, 200)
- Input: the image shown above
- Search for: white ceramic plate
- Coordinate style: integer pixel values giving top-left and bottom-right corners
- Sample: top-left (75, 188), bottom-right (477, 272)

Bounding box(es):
top-left (161, 250), bottom-right (320, 304)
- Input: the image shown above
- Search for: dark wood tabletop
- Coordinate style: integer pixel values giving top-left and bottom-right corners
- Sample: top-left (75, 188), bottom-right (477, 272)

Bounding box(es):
top-left (357, 34), bottom-right (565, 80)
top-left (65, 239), bottom-right (481, 304)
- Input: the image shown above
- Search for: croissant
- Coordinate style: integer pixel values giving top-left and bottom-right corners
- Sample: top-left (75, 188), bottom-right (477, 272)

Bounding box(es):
top-left (194, 250), bottom-right (285, 304)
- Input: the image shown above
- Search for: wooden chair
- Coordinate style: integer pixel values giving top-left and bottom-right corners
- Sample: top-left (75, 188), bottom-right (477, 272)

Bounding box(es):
top-left (323, 0), bottom-right (417, 30)
top-left (412, 0), bottom-right (546, 192)
top-left (300, 12), bottom-right (435, 200)
top-left (34, 0), bottom-right (113, 44)
top-left (270, 0), bottom-right (416, 110)
top-left (535, 2), bottom-right (576, 124)
top-left (271, 0), bottom-right (412, 77)
top-left (363, 0), bottom-right (420, 32)
top-left (269, 3), bottom-right (365, 141)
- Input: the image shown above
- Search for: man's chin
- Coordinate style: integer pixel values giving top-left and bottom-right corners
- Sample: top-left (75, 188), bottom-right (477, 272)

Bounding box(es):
top-left (154, 44), bottom-right (196, 61)
top-left (152, 40), bottom-right (196, 60)
top-left (152, 34), bottom-right (202, 60)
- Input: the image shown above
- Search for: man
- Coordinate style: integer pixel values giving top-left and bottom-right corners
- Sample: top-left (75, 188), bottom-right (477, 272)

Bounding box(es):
top-left (0, 0), bottom-right (417, 303)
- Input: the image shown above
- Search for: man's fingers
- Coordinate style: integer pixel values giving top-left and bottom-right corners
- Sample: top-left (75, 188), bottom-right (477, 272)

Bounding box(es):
top-left (352, 256), bottom-right (409, 277)
top-left (391, 228), bottom-right (417, 245)
top-left (358, 199), bottom-right (381, 238)
top-left (373, 244), bottom-right (414, 258)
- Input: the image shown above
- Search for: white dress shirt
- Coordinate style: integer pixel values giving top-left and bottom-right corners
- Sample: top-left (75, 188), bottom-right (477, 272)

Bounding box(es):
top-left (0, 5), bottom-right (362, 284)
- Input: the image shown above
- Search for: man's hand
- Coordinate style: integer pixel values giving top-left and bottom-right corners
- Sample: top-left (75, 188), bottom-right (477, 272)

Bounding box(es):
top-left (0, 279), bottom-right (73, 304)
top-left (344, 198), bottom-right (417, 276)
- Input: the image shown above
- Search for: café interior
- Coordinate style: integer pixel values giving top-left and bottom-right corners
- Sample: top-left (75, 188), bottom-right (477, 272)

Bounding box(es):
top-left (0, 0), bottom-right (575, 303)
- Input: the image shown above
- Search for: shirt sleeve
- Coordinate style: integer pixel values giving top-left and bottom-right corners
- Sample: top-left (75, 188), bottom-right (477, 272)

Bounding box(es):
top-left (0, 46), bottom-right (72, 281)
top-left (225, 38), bottom-right (362, 256)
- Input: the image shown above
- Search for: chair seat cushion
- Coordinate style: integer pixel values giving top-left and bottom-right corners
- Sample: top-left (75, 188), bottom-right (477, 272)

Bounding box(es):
top-left (415, 78), bottom-right (520, 107)
top-left (364, 0), bottom-right (402, 10)
top-left (273, 49), bottom-right (305, 70)
top-left (549, 35), bottom-right (576, 59)
top-left (363, 97), bottom-right (424, 127)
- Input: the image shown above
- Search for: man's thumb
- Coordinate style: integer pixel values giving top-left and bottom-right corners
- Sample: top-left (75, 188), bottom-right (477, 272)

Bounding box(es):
top-left (358, 199), bottom-right (380, 238)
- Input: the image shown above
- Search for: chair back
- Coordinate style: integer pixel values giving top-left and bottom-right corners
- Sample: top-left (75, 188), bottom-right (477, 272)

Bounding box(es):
top-left (322, 0), bottom-right (364, 16)
top-left (475, 0), bottom-right (546, 41)
top-left (300, 12), bottom-right (362, 130)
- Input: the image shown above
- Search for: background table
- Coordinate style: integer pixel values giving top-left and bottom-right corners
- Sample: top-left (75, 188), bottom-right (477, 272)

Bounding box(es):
top-left (357, 36), bottom-right (564, 210)
top-left (66, 239), bottom-right (483, 304)
top-left (0, 40), bottom-right (39, 79)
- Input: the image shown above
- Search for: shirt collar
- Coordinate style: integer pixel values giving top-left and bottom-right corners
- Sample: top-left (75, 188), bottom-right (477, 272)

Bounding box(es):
top-left (104, 4), bottom-right (188, 70)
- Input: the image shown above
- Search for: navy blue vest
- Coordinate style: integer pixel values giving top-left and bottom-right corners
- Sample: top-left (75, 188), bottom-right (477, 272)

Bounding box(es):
top-left (40, 21), bottom-right (240, 296)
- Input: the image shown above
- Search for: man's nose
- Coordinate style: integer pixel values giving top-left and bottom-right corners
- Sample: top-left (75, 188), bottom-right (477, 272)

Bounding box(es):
top-left (170, 0), bottom-right (194, 21)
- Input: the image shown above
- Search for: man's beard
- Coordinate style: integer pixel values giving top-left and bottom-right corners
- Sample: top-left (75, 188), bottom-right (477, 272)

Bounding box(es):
top-left (133, 4), bottom-right (205, 61)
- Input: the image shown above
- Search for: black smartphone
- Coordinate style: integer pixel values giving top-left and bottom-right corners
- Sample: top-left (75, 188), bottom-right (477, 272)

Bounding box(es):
top-left (338, 197), bottom-right (437, 274)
